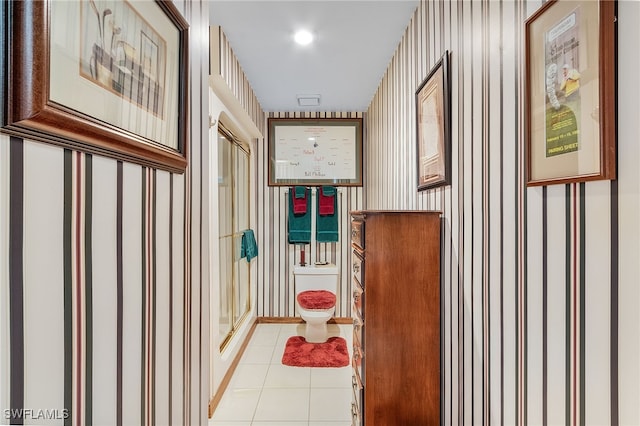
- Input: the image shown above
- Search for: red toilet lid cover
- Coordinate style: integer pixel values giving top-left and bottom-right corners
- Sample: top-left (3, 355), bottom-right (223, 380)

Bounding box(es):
top-left (297, 290), bottom-right (336, 310)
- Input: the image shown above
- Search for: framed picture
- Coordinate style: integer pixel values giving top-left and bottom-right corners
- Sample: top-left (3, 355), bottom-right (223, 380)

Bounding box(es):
top-left (267, 117), bottom-right (363, 186)
top-left (524, 0), bottom-right (616, 186)
top-left (0, 0), bottom-right (189, 173)
top-left (415, 51), bottom-right (451, 191)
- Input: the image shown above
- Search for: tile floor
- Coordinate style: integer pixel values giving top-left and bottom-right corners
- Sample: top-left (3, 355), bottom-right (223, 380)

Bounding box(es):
top-left (209, 322), bottom-right (353, 426)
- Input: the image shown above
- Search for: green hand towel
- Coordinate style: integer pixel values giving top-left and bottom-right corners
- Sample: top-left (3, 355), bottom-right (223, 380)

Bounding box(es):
top-left (294, 185), bottom-right (307, 198)
top-left (316, 192), bottom-right (338, 242)
top-left (241, 229), bottom-right (258, 262)
top-left (321, 186), bottom-right (336, 196)
top-left (288, 190), bottom-right (311, 243)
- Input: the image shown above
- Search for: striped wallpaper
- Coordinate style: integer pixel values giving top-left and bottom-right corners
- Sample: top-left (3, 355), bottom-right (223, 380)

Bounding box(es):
top-left (215, 28), bottom-right (266, 133)
top-left (362, 0), bottom-right (639, 425)
top-left (0, 1), bottom-right (211, 425)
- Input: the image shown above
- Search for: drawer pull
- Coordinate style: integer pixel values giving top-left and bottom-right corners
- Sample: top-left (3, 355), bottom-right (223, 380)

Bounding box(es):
top-left (352, 263), bottom-right (360, 273)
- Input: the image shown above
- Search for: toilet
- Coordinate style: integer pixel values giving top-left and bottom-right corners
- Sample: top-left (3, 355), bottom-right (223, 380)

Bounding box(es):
top-left (294, 264), bottom-right (339, 343)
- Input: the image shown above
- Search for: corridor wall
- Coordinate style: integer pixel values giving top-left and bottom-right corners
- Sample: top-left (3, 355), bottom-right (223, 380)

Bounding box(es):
top-left (365, 0), bottom-right (639, 425)
top-left (0, 1), bottom-right (211, 425)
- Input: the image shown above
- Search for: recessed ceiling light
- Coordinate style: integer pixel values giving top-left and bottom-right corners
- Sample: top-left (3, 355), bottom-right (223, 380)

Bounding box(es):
top-left (294, 30), bottom-right (314, 46)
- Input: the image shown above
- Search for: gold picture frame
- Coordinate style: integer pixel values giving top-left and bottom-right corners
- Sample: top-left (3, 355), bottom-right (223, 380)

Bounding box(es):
top-left (1, 0), bottom-right (189, 173)
top-left (525, 0), bottom-right (616, 186)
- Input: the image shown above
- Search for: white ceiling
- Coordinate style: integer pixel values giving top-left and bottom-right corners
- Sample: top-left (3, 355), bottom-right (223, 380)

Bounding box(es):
top-left (209, 1), bottom-right (419, 112)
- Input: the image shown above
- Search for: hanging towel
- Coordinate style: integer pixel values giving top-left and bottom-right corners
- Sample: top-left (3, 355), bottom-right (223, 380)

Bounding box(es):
top-left (318, 186), bottom-right (336, 216)
top-left (288, 189), bottom-right (311, 243)
top-left (292, 186), bottom-right (308, 214)
top-left (316, 190), bottom-right (339, 242)
top-left (241, 229), bottom-right (258, 262)
top-left (294, 185), bottom-right (307, 198)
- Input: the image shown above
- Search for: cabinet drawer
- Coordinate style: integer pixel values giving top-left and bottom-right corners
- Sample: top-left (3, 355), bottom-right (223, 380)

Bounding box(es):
top-left (352, 328), bottom-right (364, 385)
top-left (351, 220), bottom-right (365, 249)
top-left (351, 373), bottom-right (363, 424)
top-left (351, 401), bottom-right (361, 426)
top-left (352, 316), bottom-right (363, 354)
top-left (352, 277), bottom-right (364, 321)
top-left (352, 250), bottom-right (364, 286)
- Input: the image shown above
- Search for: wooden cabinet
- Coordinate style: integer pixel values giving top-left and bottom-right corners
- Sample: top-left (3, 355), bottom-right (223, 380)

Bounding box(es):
top-left (350, 210), bottom-right (441, 426)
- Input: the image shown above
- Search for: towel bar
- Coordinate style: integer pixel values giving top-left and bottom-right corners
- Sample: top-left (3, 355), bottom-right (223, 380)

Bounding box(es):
top-left (283, 187), bottom-right (343, 195)
top-left (285, 186), bottom-right (342, 266)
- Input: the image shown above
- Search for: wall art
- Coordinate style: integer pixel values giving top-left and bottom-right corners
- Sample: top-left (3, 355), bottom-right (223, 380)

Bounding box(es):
top-left (268, 118), bottom-right (363, 186)
top-left (525, 0), bottom-right (615, 186)
top-left (1, 0), bottom-right (189, 173)
top-left (416, 51), bottom-right (451, 191)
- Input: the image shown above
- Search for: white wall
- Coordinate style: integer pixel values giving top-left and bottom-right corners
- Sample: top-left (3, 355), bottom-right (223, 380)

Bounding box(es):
top-left (616, 1), bottom-right (640, 422)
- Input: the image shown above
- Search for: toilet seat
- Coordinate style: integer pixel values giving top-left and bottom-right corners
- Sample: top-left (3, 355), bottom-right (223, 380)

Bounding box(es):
top-left (297, 290), bottom-right (336, 310)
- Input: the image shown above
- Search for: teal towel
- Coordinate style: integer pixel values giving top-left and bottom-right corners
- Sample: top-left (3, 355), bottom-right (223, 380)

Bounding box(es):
top-left (316, 192), bottom-right (338, 242)
top-left (321, 186), bottom-right (336, 196)
top-left (241, 229), bottom-right (258, 262)
top-left (288, 190), bottom-right (311, 243)
top-left (294, 186), bottom-right (307, 198)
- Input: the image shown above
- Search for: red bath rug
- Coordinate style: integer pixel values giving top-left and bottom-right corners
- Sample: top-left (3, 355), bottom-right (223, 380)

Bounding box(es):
top-left (281, 336), bottom-right (349, 368)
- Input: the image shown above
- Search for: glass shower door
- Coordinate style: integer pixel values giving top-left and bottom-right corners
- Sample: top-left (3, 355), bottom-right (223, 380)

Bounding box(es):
top-left (218, 133), bottom-right (233, 345)
top-left (233, 148), bottom-right (250, 327)
top-left (217, 127), bottom-right (251, 350)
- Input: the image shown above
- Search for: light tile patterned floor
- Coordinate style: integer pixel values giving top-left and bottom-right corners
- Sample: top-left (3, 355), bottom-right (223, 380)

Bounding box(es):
top-left (209, 323), bottom-right (353, 426)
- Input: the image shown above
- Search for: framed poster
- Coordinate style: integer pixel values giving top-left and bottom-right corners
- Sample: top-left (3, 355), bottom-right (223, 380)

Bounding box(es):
top-left (1, 0), bottom-right (189, 173)
top-left (415, 51), bottom-right (451, 191)
top-left (268, 118), bottom-right (363, 186)
top-left (524, 0), bottom-right (616, 186)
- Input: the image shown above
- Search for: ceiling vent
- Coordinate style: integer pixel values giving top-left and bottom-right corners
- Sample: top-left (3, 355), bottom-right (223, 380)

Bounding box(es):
top-left (296, 94), bottom-right (321, 107)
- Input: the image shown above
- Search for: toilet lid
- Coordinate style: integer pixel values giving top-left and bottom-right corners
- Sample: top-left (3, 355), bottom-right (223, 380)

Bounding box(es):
top-left (297, 290), bottom-right (336, 310)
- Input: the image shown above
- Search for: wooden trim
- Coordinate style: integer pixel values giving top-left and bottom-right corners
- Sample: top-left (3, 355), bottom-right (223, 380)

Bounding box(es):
top-left (330, 317), bottom-right (354, 325)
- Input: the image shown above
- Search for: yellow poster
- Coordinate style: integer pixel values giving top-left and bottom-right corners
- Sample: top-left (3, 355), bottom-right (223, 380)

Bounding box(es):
top-left (544, 7), bottom-right (581, 157)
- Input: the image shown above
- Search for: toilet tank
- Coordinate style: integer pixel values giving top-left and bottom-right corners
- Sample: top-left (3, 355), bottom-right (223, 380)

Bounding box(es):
top-left (293, 264), bottom-right (339, 293)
